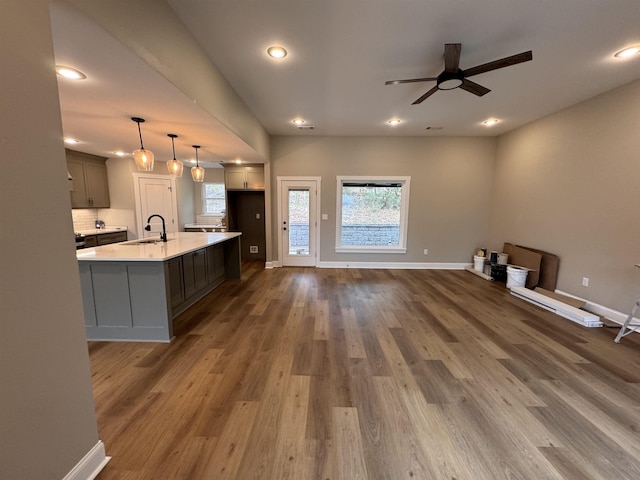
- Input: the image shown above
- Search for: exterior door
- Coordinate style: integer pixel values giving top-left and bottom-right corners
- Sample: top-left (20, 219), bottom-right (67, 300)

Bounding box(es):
top-left (279, 179), bottom-right (319, 267)
top-left (133, 174), bottom-right (178, 239)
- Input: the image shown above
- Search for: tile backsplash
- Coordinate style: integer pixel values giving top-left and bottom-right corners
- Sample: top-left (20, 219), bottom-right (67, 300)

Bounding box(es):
top-left (72, 209), bottom-right (99, 231)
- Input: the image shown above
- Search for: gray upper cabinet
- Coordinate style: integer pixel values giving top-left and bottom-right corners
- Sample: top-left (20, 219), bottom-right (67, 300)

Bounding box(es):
top-left (224, 165), bottom-right (264, 190)
top-left (67, 149), bottom-right (110, 208)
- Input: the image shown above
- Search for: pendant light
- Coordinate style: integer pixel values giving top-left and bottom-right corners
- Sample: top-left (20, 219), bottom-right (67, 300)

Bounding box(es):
top-left (191, 145), bottom-right (205, 182)
top-left (131, 117), bottom-right (154, 171)
top-left (166, 134), bottom-right (183, 177)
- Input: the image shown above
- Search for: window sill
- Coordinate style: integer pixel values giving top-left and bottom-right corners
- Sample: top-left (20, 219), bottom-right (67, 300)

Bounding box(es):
top-left (335, 246), bottom-right (407, 254)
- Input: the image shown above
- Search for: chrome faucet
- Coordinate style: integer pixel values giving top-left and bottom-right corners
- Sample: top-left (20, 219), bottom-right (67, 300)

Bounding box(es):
top-left (145, 214), bottom-right (167, 242)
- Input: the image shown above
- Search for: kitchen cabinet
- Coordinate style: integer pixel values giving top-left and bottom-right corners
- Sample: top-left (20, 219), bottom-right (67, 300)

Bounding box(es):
top-left (67, 149), bottom-right (110, 208)
top-left (78, 233), bottom-right (242, 341)
top-left (84, 235), bottom-right (98, 248)
top-left (206, 243), bottom-right (226, 286)
top-left (183, 248), bottom-right (208, 298)
top-left (83, 231), bottom-right (127, 248)
top-left (97, 231), bottom-right (127, 245)
top-left (167, 257), bottom-right (185, 310)
top-left (224, 165), bottom-right (264, 190)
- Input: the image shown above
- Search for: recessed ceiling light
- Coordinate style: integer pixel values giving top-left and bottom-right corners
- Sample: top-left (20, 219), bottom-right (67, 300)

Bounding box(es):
top-left (614, 45), bottom-right (640, 58)
top-left (234, 159), bottom-right (242, 164)
top-left (387, 119), bottom-right (401, 126)
top-left (64, 137), bottom-right (79, 144)
top-left (115, 151), bottom-right (127, 157)
top-left (56, 66), bottom-right (86, 80)
top-left (483, 118), bottom-right (499, 126)
top-left (292, 118), bottom-right (305, 125)
top-left (267, 46), bottom-right (287, 59)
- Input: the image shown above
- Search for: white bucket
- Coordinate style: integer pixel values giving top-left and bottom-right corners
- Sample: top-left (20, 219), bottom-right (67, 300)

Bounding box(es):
top-left (497, 253), bottom-right (509, 265)
top-left (506, 266), bottom-right (528, 288)
top-left (473, 255), bottom-right (486, 272)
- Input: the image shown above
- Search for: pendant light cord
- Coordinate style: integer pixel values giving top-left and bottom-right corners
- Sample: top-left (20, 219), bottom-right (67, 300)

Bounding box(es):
top-left (137, 121), bottom-right (145, 149)
top-left (193, 145), bottom-right (200, 166)
top-left (171, 136), bottom-right (176, 160)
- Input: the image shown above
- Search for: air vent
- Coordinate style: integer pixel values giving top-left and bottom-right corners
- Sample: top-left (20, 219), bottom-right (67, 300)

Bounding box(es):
top-left (425, 126), bottom-right (443, 130)
top-left (298, 125), bottom-right (315, 130)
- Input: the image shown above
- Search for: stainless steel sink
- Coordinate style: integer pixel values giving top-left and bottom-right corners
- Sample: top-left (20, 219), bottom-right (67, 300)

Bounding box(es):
top-left (127, 238), bottom-right (173, 245)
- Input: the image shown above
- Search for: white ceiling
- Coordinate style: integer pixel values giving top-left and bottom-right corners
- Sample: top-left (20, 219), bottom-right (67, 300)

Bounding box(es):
top-left (52, 0), bottom-right (640, 165)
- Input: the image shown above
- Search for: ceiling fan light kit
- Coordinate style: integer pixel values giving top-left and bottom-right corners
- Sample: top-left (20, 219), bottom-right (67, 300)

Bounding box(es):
top-left (386, 43), bottom-right (533, 105)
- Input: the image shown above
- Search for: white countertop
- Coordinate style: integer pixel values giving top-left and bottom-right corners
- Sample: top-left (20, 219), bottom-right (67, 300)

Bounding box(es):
top-left (76, 226), bottom-right (128, 235)
top-left (184, 223), bottom-right (225, 228)
top-left (76, 231), bottom-right (241, 262)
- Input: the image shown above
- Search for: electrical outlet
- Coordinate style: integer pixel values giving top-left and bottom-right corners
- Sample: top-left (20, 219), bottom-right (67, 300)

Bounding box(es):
top-left (582, 277), bottom-right (589, 287)
top-left (250, 246), bottom-right (258, 254)
top-left (423, 249), bottom-right (429, 255)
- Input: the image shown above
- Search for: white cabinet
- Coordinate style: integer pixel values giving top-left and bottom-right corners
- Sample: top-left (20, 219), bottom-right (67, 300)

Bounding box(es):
top-left (224, 165), bottom-right (264, 190)
top-left (67, 149), bottom-right (110, 208)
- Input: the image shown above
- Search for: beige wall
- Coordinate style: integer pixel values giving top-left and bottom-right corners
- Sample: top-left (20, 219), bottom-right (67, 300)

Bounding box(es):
top-left (489, 79), bottom-right (640, 313)
top-left (270, 136), bottom-right (497, 264)
top-left (0, 1), bottom-right (100, 478)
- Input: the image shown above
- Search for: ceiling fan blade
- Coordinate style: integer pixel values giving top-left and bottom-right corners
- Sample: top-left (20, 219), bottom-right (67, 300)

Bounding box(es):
top-left (459, 79), bottom-right (491, 96)
top-left (444, 43), bottom-right (462, 72)
top-left (385, 77), bottom-right (438, 85)
top-left (412, 85), bottom-right (439, 104)
top-left (464, 51), bottom-right (533, 78)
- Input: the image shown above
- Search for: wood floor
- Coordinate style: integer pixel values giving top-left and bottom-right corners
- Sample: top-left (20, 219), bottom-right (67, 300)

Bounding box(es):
top-left (91, 262), bottom-right (640, 480)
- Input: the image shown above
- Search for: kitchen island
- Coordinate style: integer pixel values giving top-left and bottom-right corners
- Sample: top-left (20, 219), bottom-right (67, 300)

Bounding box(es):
top-left (77, 232), bottom-right (242, 342)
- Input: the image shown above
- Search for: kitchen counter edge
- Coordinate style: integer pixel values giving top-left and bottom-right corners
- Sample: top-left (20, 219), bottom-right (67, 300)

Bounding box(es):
top-left (76, 231), bottom-right (242, 262)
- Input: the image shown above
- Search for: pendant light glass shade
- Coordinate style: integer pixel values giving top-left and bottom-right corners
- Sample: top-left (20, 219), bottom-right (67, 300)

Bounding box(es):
top-left (166, 134), bottom-right (183, 177)
top-left (131, 117), bottom-right (154, 171)
top-left (191, 145), bottom-right (205, 182)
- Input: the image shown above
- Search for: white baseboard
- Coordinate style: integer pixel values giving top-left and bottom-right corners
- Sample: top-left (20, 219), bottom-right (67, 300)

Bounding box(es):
top-left (63, 441), bottom-right (110, 480)
top-left (555, 289), bottom-right (637, 326)
top-left (511, 287), bottom-right (602, 327)
top-left (270, 261), bottom-right (469, 269)
top-left (317, 261), bottom-right (470, 270)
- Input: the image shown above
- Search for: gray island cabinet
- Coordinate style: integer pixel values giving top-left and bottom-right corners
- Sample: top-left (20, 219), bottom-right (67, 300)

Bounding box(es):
top-left (77, 232), bottom-right (241, 342)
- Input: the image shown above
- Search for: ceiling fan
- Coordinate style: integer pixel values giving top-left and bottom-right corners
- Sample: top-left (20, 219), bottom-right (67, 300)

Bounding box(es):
top-left (385, 43), bottom-right (532, 104)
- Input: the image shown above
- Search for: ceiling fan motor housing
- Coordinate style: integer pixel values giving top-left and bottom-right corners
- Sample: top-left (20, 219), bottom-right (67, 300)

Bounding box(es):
top-left (437, 70), bottom-right (464, 90)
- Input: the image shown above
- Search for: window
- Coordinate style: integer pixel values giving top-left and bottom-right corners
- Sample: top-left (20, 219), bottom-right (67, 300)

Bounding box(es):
top-left (202, 183), bottom-right (226, 215)
top-left (336, 176), bottom-right (410, 253)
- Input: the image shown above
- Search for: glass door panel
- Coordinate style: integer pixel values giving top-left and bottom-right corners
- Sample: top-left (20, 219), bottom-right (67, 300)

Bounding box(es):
top-left (280, 179), bottom-right (318, 267)
top-left (288, 189), bottom-right (310, 256)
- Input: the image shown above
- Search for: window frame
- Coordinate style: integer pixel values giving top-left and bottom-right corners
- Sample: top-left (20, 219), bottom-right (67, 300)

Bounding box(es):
top-left (201, 182), bottom-right (226, 216)
top-left (335, 176), bottom-right (411, 254)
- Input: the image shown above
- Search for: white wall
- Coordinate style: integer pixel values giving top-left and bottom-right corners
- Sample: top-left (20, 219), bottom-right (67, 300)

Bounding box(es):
top-left (489, 78), bottom-right (640, 313)
top-left (0, 1), bottom-right (101, 478)
top-left (270, 136), bottom-right (496, 264)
